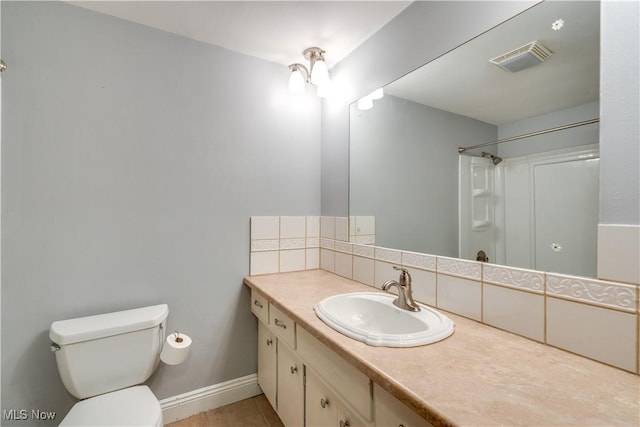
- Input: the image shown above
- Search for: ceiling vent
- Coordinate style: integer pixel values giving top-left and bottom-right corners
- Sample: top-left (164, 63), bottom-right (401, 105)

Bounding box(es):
top-left (490, 41), bottom-right (552, 73)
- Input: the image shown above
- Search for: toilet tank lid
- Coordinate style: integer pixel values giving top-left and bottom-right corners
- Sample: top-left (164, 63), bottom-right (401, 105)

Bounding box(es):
top-left (50, 304), bottom-right (169, 345)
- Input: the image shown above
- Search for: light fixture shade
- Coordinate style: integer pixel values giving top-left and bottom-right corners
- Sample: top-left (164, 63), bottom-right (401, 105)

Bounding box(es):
top-left (369, 88), bottom-right (384, 100)
top-left (288, 69), bottom-right (306, 95)
top-left (311, 59), bottom-right (330, 87)
top-left (357, 96), bottom-right (373, 111)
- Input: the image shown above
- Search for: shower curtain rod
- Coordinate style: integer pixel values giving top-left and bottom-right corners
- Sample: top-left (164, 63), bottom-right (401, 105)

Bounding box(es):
top-left (457, 118), bottom-right (600, 154)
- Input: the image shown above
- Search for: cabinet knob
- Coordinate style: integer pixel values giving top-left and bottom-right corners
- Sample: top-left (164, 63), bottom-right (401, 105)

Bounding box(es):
top-left (339, 420), bottom-right (350, 427)
top-left (253, 299), bottom-right (264, 308)
top-left (274, 318), bottom-right (287, 329)
top-left (266, 338), bottom-right (273, 346)
top-left (320, 398), bottom-right (330, 408)
top-left (290, 366), bottom-right (298, 374)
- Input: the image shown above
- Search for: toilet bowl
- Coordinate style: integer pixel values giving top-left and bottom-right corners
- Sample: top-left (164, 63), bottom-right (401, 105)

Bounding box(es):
top-left (50, 304), bottom-right (169, 427)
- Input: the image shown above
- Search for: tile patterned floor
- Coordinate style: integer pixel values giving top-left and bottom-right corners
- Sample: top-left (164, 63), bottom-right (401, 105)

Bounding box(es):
top-left (165, 394), bottom-right (284, 427)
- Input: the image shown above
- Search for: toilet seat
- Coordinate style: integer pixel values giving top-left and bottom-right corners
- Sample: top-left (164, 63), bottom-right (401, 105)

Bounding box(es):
top-left (59, 385), bottom-right (163, 427)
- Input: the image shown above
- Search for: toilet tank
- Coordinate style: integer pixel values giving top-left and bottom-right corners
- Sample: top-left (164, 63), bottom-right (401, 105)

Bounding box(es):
top-left (50, 304), bottom-right (169, 399)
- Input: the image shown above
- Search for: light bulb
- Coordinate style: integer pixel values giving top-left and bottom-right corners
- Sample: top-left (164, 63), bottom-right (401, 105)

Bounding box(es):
top-left (288, 68), bottom-right (306, 95)
top-left (311, 59), bottom-right (330, 87)
top-left (369, 88), bottom-right (384, 100)
top-left (357, 96), bottom-right (373, 110)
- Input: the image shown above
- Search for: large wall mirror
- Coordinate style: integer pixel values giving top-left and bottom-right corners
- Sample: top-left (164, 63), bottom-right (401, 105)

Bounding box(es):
top-left (349, 1), bottom-right (600, 277)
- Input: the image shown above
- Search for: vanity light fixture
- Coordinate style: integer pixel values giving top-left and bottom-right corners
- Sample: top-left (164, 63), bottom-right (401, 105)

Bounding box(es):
top-left (356, 87), bottom-right (384, 111)
top-left (288, 47), bottom-right (331, 97)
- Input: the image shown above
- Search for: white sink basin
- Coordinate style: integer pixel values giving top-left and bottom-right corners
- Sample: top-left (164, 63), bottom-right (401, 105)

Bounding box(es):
top-left (314, 292), bottom-right (454, 347)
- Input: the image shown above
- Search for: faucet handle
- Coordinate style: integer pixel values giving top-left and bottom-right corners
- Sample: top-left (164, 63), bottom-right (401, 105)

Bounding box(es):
top-left (392, 266), bottom-right (411, 286)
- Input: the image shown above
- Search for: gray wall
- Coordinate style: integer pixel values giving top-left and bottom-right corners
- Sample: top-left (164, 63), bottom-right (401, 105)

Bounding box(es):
top-left (320, 1), bottom-right (539, 216)
top-left (350, 95), bottom-right (496, 256)
top-left (600, 1), bottom-right (639, 225)
top-left (1, 2), bottom-right (320, 424)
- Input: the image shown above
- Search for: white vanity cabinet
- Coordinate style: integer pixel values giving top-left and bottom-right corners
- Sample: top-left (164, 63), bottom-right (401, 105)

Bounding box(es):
top-left (257, 320), bottom-right (304, 427)
top-left (374, 385), bottom-right (432, 427)
top-left (305, 368), bottom-right (338, 427)
top-left (251, 290), bottom-right (269, 324)
top-left (306, 367), bottom-right (370, 427)
top-left (257, 321), bottom-right (277, 409)
top-left (251, 288), bottom-right (428, 427)
top-left (253, 289), bottom-right (304, 426)
top-left (297, 328), bottom-right (373, 426)
top-left (277, 341), bottom-right (304, 427)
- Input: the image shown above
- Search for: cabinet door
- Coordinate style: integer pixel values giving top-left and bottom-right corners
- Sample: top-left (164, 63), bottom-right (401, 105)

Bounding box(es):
top-left (277, 341), bottom-right (304, 427)
top-left (306, 369), bottom-right (338, 427)
top-left (374, 385), bottom-right (432, 427)
top-left (337, 402), bottom-right (370, 427)
top-left (257, 321), bottom-right (277, 409)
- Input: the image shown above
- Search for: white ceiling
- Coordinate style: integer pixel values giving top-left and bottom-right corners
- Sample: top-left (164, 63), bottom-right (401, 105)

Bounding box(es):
top-left (68, 1), bottom-right (412, 68)
top-left (67, 1), bottom-right (598, 125)
top-left (384, 1), bottom-right (600, 125)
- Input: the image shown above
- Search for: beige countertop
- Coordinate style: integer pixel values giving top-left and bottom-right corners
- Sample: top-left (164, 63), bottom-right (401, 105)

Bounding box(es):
top-left (244, 269), bottom-right (640, 427)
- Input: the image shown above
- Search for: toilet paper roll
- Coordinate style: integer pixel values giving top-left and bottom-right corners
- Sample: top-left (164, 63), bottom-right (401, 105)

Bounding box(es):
top-left (160, 333), bottom-right (192, 365)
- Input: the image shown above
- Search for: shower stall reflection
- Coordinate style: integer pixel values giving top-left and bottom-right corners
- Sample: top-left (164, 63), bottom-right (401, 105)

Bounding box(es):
top-left (459, 145), bottom-right (599, 278)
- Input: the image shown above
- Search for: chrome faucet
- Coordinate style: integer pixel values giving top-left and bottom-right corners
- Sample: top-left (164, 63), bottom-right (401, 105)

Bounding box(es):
top-left (382, 266), bottom-right (420, 312)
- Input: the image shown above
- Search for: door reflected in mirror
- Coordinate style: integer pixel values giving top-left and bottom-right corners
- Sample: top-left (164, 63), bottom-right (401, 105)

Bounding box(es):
top-left (349, 1), bottom-right (600, 277)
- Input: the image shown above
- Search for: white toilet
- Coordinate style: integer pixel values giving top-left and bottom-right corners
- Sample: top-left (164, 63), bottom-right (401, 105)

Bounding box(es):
top-left (49, 304), bottom-right (169, 426)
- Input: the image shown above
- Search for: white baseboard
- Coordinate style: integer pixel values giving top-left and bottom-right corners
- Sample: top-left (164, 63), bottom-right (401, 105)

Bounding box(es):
top-left (159, 373), bottom-right (262, 424)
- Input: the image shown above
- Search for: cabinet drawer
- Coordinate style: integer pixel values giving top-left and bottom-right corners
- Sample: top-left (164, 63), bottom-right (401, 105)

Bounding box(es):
top-left (297, 327), bottom-right (372, 421)
top-left (269, 304), bottom-right (296, 349)
top-left (251, 289), bottom-right (269, 324)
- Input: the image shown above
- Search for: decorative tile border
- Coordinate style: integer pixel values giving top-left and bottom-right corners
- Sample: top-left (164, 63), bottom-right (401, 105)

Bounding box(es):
top-left (306, 237), bottom-right (320, 248)
top-left (437, 256), bottom-right (481, 280)
top-left (352, 243), bottom-right (375, 259)
top-left (280, 238), bottom-right (306, 250)
top-left (334, 240), bottom-right (353, 254)
top-left (250, 239), bottom-right (279, 252)
top-left (402, 251), bottom-right (436, 271)
top-left (483, 264), bottom-right (544, 293)
top-left (320, 238), bottom-right (335, 250)
top-left (375, 247), bottom-right (402, 264)
top-left (547, 273), bottom-right (637, 312)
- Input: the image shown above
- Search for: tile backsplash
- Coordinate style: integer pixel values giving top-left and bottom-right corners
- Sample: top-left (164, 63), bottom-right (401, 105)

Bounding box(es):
top-left (250, 216), bottom-right (320, 275)
top-left (249, 216), bottom-right (640, 374)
